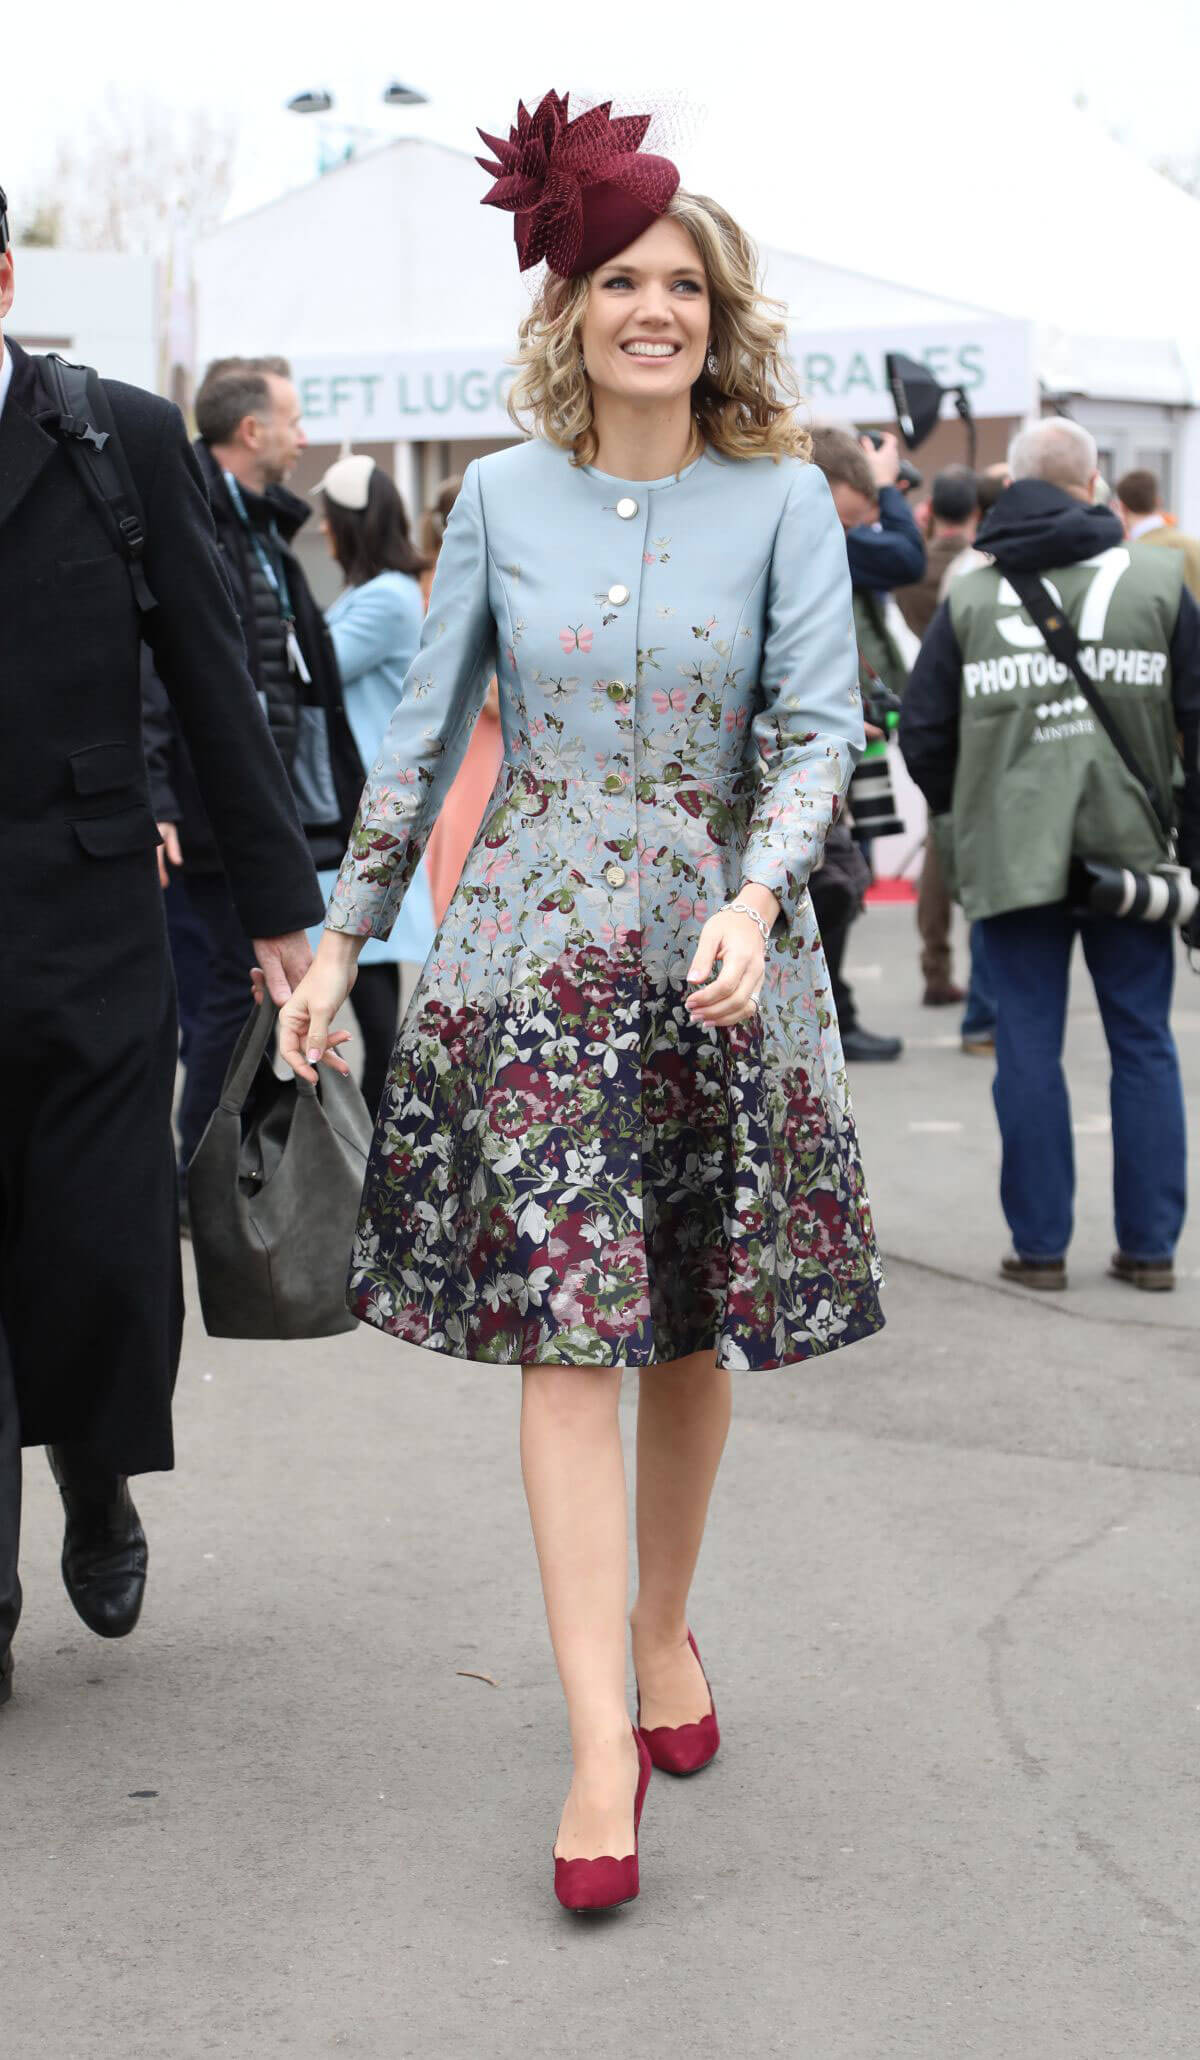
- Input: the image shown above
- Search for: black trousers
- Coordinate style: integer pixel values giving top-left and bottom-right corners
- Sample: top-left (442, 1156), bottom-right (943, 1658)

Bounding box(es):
top-left (351, 963), bottom-right (401, 1120)
top-left (164, 873), bottom-right (210, 1068)
top-left (176, 871), bottom-right (258, 1168)
top-left (808, 871), bottom-right (859, 1035)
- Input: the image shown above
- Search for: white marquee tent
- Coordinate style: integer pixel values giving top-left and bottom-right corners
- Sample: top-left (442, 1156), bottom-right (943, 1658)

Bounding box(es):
top-left (194, 101), bottom-right (1200, 523)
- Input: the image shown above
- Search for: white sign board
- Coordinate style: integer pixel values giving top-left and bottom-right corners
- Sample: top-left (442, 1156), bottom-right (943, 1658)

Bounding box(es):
top-left (295, 349), bottom-right (519, 443)
top-left (790, 321), bottom-right (1035, 425)
top-left (293, 320), bottom-right (1035, 445)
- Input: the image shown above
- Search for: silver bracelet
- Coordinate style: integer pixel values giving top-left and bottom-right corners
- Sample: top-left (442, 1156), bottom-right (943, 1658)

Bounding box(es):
top-left (725, 899), bottom-right (772, 945)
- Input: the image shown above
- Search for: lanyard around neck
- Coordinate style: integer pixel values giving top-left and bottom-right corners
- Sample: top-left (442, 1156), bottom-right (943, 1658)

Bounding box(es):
top-left (222, 469), bottom-right (311, 683)
top-left (222, 470), bottom-right (294, 625)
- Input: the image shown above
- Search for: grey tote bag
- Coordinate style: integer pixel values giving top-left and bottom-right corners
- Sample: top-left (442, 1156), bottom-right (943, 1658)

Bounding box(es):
top-left (188, 1000), bottom-right (373, 1340)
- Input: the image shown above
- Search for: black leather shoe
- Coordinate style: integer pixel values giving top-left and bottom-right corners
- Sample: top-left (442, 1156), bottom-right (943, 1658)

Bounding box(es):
top-left (841, 1026), bottom-right (904, 1062)
top-left (47, 1451), bottom-right (148, 1640)
top-left (0, 1646), bottom-right (12, 1707)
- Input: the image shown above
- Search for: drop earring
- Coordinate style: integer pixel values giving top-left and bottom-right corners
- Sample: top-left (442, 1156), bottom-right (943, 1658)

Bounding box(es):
top-left (706, 346), bottom-right (718, 376)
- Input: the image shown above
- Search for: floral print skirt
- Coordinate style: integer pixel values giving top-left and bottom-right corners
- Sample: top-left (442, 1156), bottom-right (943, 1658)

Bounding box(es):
top-left (347, 931), bottom-right (885, 1369)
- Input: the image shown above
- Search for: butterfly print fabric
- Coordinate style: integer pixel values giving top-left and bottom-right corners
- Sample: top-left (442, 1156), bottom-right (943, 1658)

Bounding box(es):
top-left (327, 440), bottom-right (885, 1367)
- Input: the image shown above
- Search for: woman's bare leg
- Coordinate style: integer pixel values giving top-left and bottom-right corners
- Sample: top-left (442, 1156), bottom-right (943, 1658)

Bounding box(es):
top-left (520, 1363), bottom-right (640, 1861)
top-left (631, 1348), bottom-right (732, 1729)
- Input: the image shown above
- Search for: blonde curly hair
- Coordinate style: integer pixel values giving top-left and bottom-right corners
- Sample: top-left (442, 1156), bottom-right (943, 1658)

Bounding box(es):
top-left (507, 190), bottom-right (808, 467)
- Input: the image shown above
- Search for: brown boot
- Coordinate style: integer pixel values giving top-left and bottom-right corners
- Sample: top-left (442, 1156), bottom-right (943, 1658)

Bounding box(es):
top-left (1109, 1253), bottom-right (1175, 1293)
top-left (923, 981), bottom-right (966, 1007)
top-left (1000, 1253), bottom-right (1067, 1291)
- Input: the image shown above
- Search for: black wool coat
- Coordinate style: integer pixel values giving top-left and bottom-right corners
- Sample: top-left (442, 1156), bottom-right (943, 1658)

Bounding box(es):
top-left (0, 339), bottom-right (324, 1473)
top-left (143, 446), bottom-right (365, 875)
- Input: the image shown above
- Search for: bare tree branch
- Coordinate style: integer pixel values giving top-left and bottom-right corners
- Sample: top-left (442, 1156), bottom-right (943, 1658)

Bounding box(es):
top-left (35, 92), bottom-right (237, 256)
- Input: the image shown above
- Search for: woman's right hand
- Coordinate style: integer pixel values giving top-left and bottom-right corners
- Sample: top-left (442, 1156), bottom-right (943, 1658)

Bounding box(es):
top-left (277, 936), bottom-right (362, 1084)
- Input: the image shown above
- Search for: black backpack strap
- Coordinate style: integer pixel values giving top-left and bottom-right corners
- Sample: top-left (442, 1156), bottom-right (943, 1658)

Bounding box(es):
top-left (41, 355), bottom-right (157, 614)
top-left (1003, 565), bottom-right (1172, 844)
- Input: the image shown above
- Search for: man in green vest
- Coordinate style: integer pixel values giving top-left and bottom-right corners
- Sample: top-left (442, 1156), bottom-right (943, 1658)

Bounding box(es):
top-left (899, 418), bottom-right (1200, 1292)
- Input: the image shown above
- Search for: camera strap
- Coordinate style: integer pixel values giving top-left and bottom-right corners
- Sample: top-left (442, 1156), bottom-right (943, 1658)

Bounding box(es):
top-left (1003, 567), bottom-right (1172, 845)
top-left (40, 355), bottom-right (157, 614)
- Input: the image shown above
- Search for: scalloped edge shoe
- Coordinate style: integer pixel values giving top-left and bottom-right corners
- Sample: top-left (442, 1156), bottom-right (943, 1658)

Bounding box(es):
top-left (553, 1728), bottom-right (652, 1914)
top-left (636, 1629), bottom-right (721, 1777)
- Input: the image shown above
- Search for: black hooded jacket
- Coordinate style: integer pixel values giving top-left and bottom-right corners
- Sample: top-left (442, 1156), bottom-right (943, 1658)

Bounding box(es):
top-left (144, 444), bottom-right (365, 874)
top-left (970, 477), bottom-right (1123, 571)
top-left (899, 479), bottom-right (1200, 872)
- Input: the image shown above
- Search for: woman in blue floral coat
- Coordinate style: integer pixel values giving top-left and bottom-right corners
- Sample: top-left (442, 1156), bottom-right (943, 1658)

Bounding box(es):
top-left (280, 92), bottom-right (884, 1913)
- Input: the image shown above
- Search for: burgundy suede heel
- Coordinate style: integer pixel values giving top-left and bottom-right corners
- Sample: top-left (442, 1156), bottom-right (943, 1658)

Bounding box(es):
top-left (553, 1728), bottom-right (653, 1914)
top-left (636, 1630), bottom-right (721, 1776)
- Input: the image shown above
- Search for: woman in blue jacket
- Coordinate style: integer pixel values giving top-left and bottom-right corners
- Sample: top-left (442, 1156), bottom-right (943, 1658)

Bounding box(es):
top-left (283, 92), bottom-right (883, 1914)
top-left (312, 455), bottom-right (436, 1113)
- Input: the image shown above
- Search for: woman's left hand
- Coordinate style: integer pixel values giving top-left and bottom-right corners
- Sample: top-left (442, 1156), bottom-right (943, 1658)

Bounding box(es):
top-left (685, 895), bottom-right (776, 1026)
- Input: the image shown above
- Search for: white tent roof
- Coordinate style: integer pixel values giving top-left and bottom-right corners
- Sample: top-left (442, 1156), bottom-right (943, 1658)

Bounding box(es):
top-left (677, 89), bottom-right (1200, 348)
top-left (197, 96), bottom-right (1200, 407)
top-left (197, 140), bottom-right (529, 360)
top-left (196, 136), bottom-right (1014, 367)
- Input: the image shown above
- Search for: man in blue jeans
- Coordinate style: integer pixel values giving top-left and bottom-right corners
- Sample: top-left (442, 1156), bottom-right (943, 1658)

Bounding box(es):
top-left (899, 419), bottom-right (1200, 1292)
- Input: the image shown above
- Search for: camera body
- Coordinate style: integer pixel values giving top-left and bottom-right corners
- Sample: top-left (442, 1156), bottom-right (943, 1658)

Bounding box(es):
top-left (858, 427), bottom-right (923, 495)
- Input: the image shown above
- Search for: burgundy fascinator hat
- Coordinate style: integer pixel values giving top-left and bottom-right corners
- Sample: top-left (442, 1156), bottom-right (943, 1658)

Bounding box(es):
top-left (476, 89), bottom-right (680, 279)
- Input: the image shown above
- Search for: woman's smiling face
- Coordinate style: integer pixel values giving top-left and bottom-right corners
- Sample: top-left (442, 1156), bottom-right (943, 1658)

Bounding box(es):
top-left (579, 215), bottom-right (710, 406)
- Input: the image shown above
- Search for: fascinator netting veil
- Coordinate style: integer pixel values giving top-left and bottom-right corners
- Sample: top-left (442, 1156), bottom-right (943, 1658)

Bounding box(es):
top-left (476, 89), bottom-right (690, 280)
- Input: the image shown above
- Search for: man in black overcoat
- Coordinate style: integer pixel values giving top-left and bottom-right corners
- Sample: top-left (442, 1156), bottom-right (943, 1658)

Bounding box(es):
top-left (0, 202), bottom-right (325, 1706)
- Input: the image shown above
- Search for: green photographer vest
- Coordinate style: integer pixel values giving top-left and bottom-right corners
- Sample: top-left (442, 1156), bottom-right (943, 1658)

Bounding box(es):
top-left (942, 544), bottom-right (1184, 919)
top-left (853, 588), bottom-right (908, 698)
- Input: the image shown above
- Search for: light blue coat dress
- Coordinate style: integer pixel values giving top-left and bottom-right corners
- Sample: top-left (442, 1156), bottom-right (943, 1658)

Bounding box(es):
top-left (311, 571), bottom-right (436, 965)
top-left (327, 439), bottom-right (885, 1368)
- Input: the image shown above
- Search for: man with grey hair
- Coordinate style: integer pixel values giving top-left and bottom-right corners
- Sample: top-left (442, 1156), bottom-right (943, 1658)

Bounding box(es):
top-left (899, 416), bottom-right (1200, 1294)
top-left (1007, 417), bottom-right (1098, 488)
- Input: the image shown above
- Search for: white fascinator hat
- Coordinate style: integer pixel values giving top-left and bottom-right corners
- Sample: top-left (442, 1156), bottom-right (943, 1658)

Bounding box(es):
top-left (313, 449), bottom-right (377, 510)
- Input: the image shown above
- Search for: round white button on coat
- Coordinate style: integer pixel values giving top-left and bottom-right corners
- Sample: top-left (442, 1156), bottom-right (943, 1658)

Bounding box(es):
top-left (603, 863), bottom-right (627, 888)
top-left (607, 584), bottom-right (630, 606)
top-left (615, 497), bottom-right (638, 519)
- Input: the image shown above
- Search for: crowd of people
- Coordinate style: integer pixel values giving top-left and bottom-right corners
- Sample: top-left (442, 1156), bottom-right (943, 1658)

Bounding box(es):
top-left (2, 87), bottom-right (1198, 1918)
top-left (801, 437), bottom-right (1200, 1102)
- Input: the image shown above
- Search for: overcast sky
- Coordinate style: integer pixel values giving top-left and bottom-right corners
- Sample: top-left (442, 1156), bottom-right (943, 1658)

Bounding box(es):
top-left (5, 0), bottom-right (1198, 229)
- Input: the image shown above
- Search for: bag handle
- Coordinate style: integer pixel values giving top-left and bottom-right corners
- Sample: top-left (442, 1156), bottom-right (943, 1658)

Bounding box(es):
top-left (1004, 567), bottom-right (1172, 844)
top-left (217, 1000), bottom-right (281, 1114)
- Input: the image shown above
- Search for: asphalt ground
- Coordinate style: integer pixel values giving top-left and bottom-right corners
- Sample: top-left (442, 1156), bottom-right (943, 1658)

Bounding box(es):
top-left (6, 899), bottom-right (1199, 2058)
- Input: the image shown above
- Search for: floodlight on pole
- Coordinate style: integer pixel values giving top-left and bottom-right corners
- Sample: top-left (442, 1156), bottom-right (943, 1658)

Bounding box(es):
top-left (286, 81), bottom-right (430, 177)
top-left (286, 89), bottom-right (335, 116)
